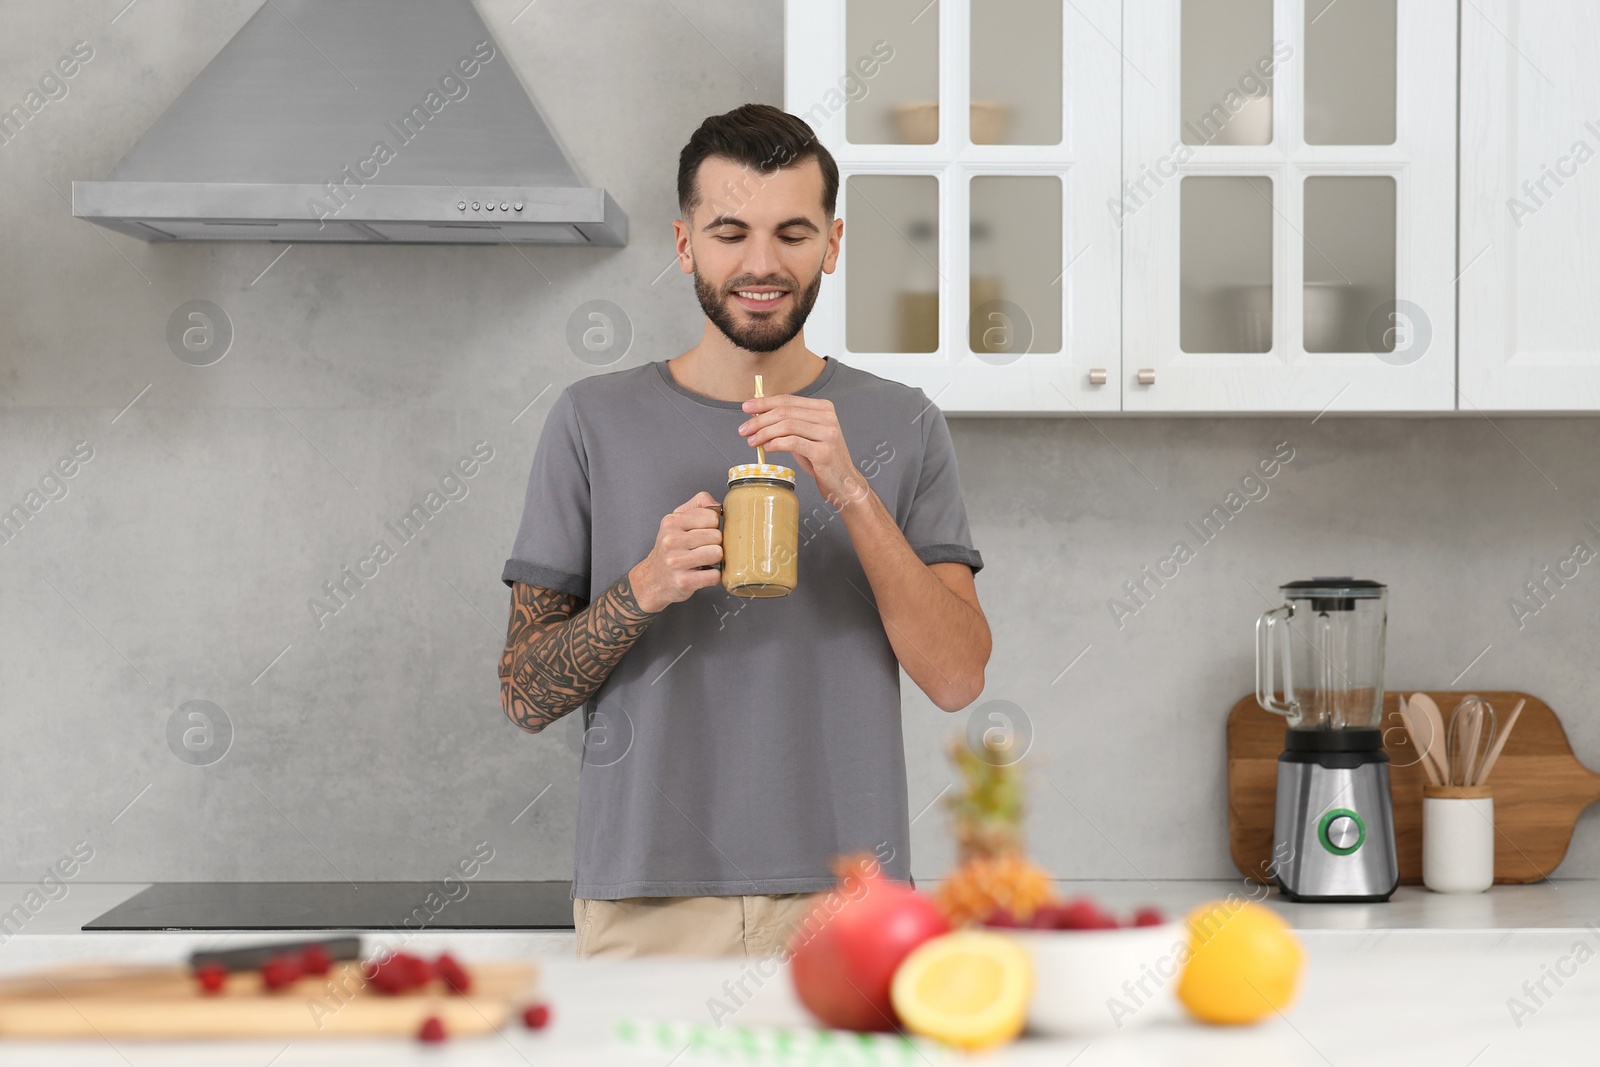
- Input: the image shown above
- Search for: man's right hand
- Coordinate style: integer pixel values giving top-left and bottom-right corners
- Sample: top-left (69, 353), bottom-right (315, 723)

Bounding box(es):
top-left (629, 491), bottom-right (723, 613)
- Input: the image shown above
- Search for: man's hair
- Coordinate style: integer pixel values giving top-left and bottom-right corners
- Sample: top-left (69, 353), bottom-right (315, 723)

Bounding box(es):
top-left (677, 103), bottom-right (839, 222)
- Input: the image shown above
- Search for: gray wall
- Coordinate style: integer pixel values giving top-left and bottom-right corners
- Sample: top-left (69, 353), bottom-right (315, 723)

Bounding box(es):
top-left (4, 1), bottom-right (1600, 889)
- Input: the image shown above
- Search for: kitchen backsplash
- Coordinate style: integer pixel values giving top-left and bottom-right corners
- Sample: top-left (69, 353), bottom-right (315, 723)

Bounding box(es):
top-left (3, 0), bottom-right (1598, 884)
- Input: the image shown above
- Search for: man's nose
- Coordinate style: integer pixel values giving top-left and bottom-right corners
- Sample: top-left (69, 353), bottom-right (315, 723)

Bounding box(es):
top-left (741, 238), bottom-right (779, 278)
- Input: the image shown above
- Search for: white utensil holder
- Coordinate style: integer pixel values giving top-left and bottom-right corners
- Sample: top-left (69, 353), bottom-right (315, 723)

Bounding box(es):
top-left (1422, 784), bottom-right (1494, 893)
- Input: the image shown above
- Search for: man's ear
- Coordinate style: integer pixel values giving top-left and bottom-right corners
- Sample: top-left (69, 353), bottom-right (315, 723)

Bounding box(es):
top-left (673, 218), bottom-right (695, 272)
top-left (822, 216), bottom-right (844, 273)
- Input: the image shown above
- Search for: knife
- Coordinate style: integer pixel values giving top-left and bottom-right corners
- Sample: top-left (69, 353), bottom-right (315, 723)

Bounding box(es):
top-left (189, 936), bottom-right (363, 972)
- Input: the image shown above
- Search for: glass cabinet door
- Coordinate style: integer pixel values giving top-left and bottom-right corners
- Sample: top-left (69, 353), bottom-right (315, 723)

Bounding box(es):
top-left (970, 0), bottom-right (1064, 145)
top-left (786, 0), bottom-right (1122, 413)
top-left (969, 175), bottom-right (1063, 359)
top-left (1180, 176), bottom-right (1275, 353)
top-left (1121, 0), bottom-right (1456, 412)
top-left (844, 175), bottom-right (940, 353)
top-left (1303, 0), bottom-right (1395, 145)
top-left (845, 0), bottom-right (939, 144)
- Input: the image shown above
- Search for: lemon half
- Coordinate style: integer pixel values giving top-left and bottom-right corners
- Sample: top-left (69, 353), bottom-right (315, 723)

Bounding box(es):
top-left (889, 930), bottom-right (1033, 1050)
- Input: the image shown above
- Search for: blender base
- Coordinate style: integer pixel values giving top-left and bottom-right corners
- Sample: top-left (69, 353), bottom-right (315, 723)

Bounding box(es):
top-left (1271, 737), bottom-right (1400, 903)
top-left (1274, 880), bottom-right (1398, 904)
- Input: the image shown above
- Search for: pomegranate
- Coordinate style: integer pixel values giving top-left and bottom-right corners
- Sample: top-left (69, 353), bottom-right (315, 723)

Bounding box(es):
top-left (788, 852), bottom-right (950, 1032)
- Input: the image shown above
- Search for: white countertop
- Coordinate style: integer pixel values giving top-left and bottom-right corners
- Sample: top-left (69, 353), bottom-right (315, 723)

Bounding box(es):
top-left (3, 880), bottom-right (1599, 1064)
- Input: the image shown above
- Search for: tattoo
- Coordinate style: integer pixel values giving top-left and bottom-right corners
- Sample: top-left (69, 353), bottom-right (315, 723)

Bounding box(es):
top-left (498, 576), bottom-right (657, 733)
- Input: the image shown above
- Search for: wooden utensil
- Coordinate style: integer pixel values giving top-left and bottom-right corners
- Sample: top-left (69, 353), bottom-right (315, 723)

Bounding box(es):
top-left (1408, 692), bottom-right (1453, 787)
top-left (1228, 690), bottom-right (1600, 885)
top-left (0, 959), bottom-right (537, 1038)
top-left (1475, 698), bottom-right (1526, 786)
top-left (1396, 695), bottom-right (1443, 787)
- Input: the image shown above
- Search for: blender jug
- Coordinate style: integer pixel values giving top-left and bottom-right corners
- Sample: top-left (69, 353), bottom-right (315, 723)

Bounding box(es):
top-left (1256, 578), bottom-right (1387, 730)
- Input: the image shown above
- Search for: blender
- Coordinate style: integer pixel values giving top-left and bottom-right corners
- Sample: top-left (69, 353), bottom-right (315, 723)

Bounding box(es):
top-left (1255, 578), bottom-right (1399, 902)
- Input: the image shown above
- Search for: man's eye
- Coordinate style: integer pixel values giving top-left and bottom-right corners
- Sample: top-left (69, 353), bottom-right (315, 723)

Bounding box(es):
top-left (780, 236), bottom-right (805, 244)
top-left (715, 235), bottom-right (742, 243)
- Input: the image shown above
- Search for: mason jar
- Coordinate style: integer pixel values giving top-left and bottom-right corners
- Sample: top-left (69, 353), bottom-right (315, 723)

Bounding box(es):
top-left (718, 462), bottom-right (799, 598)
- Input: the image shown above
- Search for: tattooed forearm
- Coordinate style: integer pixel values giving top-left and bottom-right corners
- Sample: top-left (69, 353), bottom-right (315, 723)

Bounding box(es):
top-left (498, 576), bottom-right (658, 733)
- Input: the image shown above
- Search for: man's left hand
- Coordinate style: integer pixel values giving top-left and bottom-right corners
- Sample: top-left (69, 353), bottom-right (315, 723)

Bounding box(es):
top-left (739, 395), bottom-right (867, 507)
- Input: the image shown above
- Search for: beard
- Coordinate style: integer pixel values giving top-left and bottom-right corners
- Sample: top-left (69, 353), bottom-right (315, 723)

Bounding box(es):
top-left (694, 266), bottom-right (823, 353)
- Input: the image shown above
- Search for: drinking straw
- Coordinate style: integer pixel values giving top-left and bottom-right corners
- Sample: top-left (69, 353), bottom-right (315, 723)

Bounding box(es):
top-left (753, 374), bottom-right (767, 465)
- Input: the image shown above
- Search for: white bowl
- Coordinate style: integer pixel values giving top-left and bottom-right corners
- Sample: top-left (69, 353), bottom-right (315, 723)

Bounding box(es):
top-left (1008, 922), bottom-right (1189, 1037)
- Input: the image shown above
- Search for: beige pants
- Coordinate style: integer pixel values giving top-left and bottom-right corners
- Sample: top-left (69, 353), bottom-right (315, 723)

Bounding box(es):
top-left (573, 893), bottom-right (821, 959)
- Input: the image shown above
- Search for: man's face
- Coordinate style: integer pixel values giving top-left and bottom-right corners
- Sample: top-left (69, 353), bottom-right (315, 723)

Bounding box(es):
top-left (677, 156), bottom-right (842, 353)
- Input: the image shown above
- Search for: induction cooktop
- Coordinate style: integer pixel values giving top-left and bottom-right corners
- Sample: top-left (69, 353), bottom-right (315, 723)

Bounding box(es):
top-left (83, 881), bottom-right (576, 931)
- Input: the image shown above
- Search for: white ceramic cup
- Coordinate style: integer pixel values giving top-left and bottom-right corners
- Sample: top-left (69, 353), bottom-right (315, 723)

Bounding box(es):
top-left (1422, 784), bottom-right (1494, 893)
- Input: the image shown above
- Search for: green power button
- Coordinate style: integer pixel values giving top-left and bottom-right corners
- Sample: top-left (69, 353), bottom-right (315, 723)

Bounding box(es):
top-left (1319, 808), bottom-right (1366, 856)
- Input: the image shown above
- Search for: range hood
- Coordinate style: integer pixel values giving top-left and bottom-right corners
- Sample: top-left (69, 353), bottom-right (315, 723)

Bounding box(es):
top-left (72, 0), bottom-right (626, 245)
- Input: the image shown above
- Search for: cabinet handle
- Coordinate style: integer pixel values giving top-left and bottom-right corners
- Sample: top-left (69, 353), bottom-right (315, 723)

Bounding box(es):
top-left (1137, 368), bottom-right (1156, 386)
top-left (1088, 368), bottom-right (1107, 386)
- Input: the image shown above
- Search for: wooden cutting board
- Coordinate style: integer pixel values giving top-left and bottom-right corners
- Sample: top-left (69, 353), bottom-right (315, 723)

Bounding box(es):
top-left (1228, 691), bottom-right (1600, 885)
top-left (0, 960), bottom-right (537, 1039)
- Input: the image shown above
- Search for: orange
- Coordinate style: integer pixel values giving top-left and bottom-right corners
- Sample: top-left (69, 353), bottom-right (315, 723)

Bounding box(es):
top-left (1176, 899), bottom-right (1305, 1025)
top-left (889, 931), bottom-right (1032, 1049)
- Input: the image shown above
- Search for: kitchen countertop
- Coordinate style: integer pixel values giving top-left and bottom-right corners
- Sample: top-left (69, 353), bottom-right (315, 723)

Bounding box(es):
top-left (3, 880), bottom-right (1599, 1063)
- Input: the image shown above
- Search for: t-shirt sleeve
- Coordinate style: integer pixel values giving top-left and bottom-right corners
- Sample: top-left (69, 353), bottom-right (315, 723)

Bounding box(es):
top-left (501, 387), bottom-right (592, 599)
top-left (902, 400), bottom-right (984, 574)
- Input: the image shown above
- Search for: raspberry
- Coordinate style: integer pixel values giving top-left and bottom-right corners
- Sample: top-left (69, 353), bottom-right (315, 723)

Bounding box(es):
top-left (981, 906), bottom-right (1020, 928)
top-left (1132, 906), bottom-right (1166, 927)
top-left (418, 1015), bottom-right (446, 1043)
top-left (300, 945), bottom-right (333, 976)
top-left (367, 951), bottom-right (435, 994)
top-left (261, 954), bottom-right (303, 991)
top-left (521, 1002), bottom-right (551, 1030)
top-left (434, 953), bottom-right (471, 994)
top-left (402, 953), bottom-right (435, 987)
top-left (195, 963), bottom-right (227, 994)
top-left (1052, 898), bottom-right (1120, 930)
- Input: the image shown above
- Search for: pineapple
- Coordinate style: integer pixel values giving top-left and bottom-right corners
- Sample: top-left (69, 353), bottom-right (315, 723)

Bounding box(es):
top-left (935, 732), bottom-right (1056, 926)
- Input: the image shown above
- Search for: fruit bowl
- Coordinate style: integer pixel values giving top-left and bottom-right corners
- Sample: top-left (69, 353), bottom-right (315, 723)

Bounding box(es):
top-left (1008, 921), bottom-right (1188, 1037)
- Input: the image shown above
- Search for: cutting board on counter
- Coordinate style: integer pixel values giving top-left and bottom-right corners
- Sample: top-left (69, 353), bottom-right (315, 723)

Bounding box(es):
top-left (1228, 691), bottom-right (1600, 885)
top-left (0, 960), bottom-right (537, 1038)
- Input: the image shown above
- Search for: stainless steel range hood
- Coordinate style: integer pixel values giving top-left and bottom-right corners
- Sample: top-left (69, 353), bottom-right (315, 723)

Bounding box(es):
top-left (72, 0), bottom-right (626, 245)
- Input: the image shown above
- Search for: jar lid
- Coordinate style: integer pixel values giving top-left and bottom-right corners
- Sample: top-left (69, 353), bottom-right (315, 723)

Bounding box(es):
top-left (727, 462), bottom-right (796, 485)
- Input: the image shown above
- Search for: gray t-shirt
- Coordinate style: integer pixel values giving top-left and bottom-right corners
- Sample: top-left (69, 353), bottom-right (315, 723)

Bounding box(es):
top-left (502, 356), bottom-right (983, 899)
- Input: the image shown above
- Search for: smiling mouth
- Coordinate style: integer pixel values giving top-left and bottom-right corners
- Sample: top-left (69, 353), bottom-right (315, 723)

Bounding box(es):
top-left (731, 289), bottom-right (790, 311)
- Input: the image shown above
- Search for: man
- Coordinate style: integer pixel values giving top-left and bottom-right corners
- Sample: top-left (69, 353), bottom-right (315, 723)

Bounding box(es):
top-left (499, 103), bottom-right (991, 959)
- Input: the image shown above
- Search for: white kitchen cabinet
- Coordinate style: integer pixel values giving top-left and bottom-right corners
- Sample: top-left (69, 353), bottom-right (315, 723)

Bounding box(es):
top-left (1121, 0), bottom-right (1457, 412)
top-left (1459, 0), bottom-right (1600, 412)
top-left (785, 0), bottom-right (1123, 413)
top-left (786, 0), bottom-right (1458, 415)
